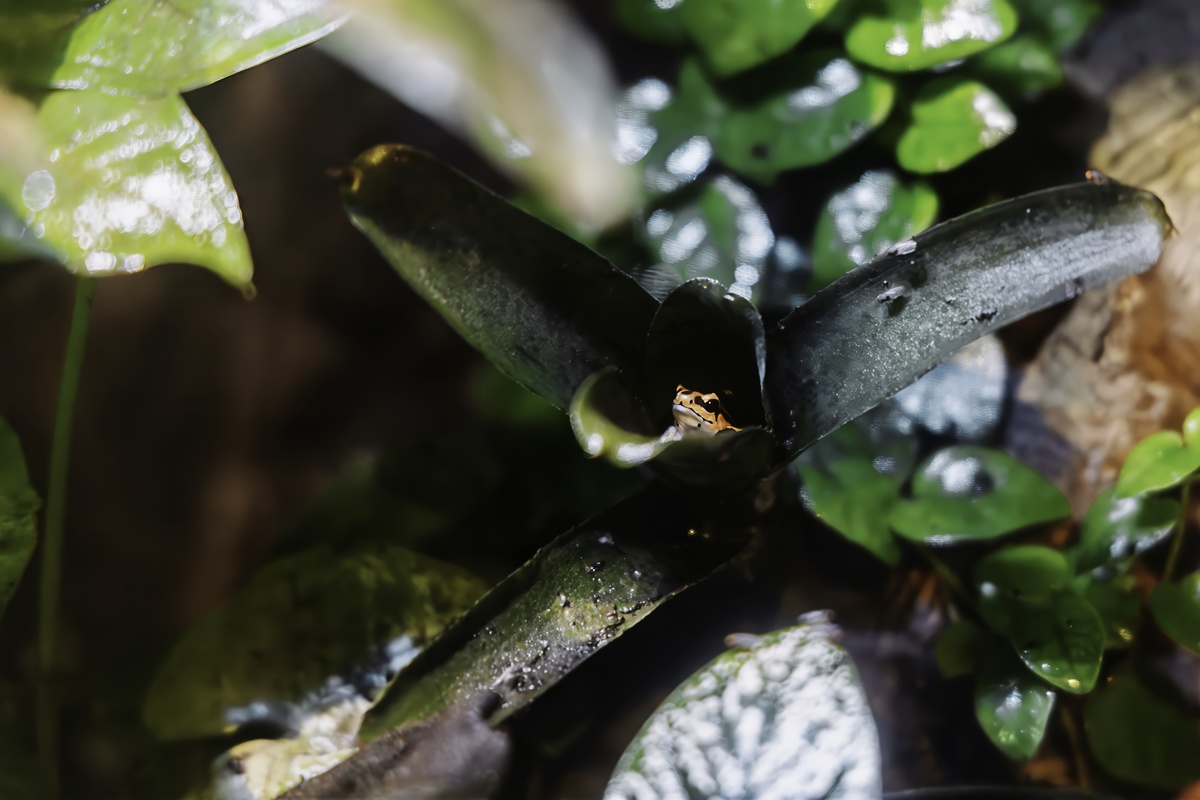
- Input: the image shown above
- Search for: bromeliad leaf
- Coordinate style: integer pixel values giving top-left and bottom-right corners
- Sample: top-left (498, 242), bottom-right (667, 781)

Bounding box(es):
top-left (0, 417), bottom-right (40, 623)
top-left (604, 614), bottom-right (881, 800)
top-left (766, 180), bottom-right (1170, 458)
top-left (570, 368), bottom-right (677, 469)
top-left (342, 145), bottom-right (659, 411)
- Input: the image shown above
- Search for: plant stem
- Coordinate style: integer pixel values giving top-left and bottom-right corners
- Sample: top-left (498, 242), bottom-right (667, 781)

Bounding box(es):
top-left (38, 275), bottom-right (96, 793)
top-left (1164, 476), bottom-right (1195, 582)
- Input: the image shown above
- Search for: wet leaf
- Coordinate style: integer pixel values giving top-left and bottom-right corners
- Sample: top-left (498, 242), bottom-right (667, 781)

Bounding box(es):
top-left (614, 0), bottom-right (688, 44)
top-left (1010, 0), bottom-right (1101, 52)
top-left (604, 614), bottom-right (881, 800)
top-left (811, 169), bottom-right (939, 290)
top-left (0, 417), bottom-right (39, 623)
top-left (765, 180), bottom-right (1170, 458)
top-left (142, 542), bottom-right (487, 741)
top-left (976, 546), bottom-right (1074, 607)
top-left (1081, 575), bottom-right (1141, 649)
top-left (638, 175), bottom-right (774, 303)
top-left (1073, 488), bottom-right (1178, 574)
top-left (844, 0), bottom-right (1017, 72)
top-left (0, 91), bottom-right (253, 287)
top-left (680, 0), bottom-right (842, 76)
top-left (935, 619), bottom-right (984, 677)
top-left (798, 458), bottom-right (902, 566)
top-left (1149, 572), bottom-right (1200, 655)
top-left (715, 50), bottom-right (895, 184)
top-left (343, 145), bottom-right (659, 411)
top-left (2, 0), bottom-right (344, 93)
top-left (971, 35), bottom-right (1063, 98)
top-left (361, 488), bottom-right (745, 739)
top-left (570, 368), bottom-right (677, 469)
top-left (974, 645), bottom-right (1056, 761)
top-left (1086, 670), bottom-right (1200, 790)
top-left (896, 78), bottom-right (1016, 174)
top-left (1115, 429), bottom-right (1200, 499)
top-left (636, 62), bottom-right (725, 196)
top-left (890, 448), bottom-right (1070, 545)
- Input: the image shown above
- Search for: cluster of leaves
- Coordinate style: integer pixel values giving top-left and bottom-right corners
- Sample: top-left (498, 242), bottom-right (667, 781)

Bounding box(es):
top-left (802, 404), bottom-right (1200, 788)
top-left (606, 0), bottom-right (1100, 302)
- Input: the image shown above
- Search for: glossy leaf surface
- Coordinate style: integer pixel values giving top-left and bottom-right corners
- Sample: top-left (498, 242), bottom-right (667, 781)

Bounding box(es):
top-left (1073, 488), bottom-right (1177, 574)
top-left (715, 50), bottom-right (895, 184)
top-left (1115, 410), bottom-right (1200, 497)
top-left (896, 78), bottom-right (1015, 174)
top-left (1081, 575), bottom-right (1140, 649)
top-left (845, 0), bottom-right (1018, 72)
top-left (570, 368), bottom-right (677, 469)
top-left (1149, 572), bottom-right (1200, 655)
top-left (0, 418), bottom-right (39, 622)
top-left (343, 145), bottom-right (659, 410)
top-left (890, 448), bottom-right (1070, 545)
top-left (142, 542), bottom-right (486, 740)
top-left (766, 180), bottom-right (1171, 458)
top-left (811, 170), bottom-right (939, 290)
top-left (974, 650), bottom-right (1056, 761)
top-left (0, 91), bottom-right (253, 287)
top-left (1086, 671), bottom-right (1200, 790)
top-left (360, 489), bottom-right (745, 740)
top-left (634, 63), bottom-right (725, 196)
top-left (680, 0), bottom-right (842, 76)
top-left (604, 614), bottom-right (881, 800)
top-left (798, 458), bottom-right (901, 565)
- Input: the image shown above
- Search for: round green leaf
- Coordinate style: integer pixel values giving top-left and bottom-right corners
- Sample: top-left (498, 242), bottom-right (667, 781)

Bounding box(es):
top-left (17, 0), bottom-right (345, 94)
top-left (715, 50), bottom-right (895, 184)
top-left (974, 651), bottom-right (1056, 761)
top-left (798, 458), bottom-right (902, 565)
top-left (896, 78), bottom-right (1015, 174)
top-left (142, 542), bottom-right (487, 740)
top-left (569, 368), bottom-right (677, 469)
top-left (970, 35), bottom-right (1063, 98)
top-left (1073, 488), bottom-right (1178, 574)
top-left (845, 0), bottom-right (1018, 72)
top-left (1114, 430), bottom-right (1200, 499)
top-left (1009, 0), bottom-right (1101, 52)
top-left (890, 447), bottom-right (1070, 545)
top-left (0, 91), bottom-right (253, 288)
top-left (605, 615), bottom-right (881, 799)
top-left (0, 417), bottom-right (40, 623)
top-left (1086, 671), bottom-right (1200, 790)
top-left (976, 546), bottom-right (1073, 605)
top-left (811, 169), bottom-right (939, 290)
top-left (637, 61), bottom-right (726, 196)
top-left (680, 0), bottom-right (842, 76)
top-left (1081, 575), bottom-right (1141, 650)
top-left (614, 0), bottom-right (688, 44)
top-left (1150, 572), bottom-right (1200, 655)
top-left (1006, 590), bottom-right (1104, 694)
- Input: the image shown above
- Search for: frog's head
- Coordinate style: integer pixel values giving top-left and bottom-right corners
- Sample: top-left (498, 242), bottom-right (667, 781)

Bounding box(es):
top-left (672, 384), bottom-right (740, 435)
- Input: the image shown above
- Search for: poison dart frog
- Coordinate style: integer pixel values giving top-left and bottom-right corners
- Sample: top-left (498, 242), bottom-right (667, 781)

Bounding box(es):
top-left (672, 384), bottom-right (740, 435)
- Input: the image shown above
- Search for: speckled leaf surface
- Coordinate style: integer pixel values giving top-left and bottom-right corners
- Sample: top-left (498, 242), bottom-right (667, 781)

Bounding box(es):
top-left (1150, 572), bottom-right (1200, 655)
top-left (680, 0), bottom-right (842, 76)
top-left (845, 0), bottom-right (1017, 72)
top-left (360, 488), bottom-right (745, 741)
top-left (604, 614), bottom-right (881, 800)
top-left (0, 91), bottom-right (252, 287)
top-left (343, 145), bottom-right (659, 411)
top-left (142, 542), bottom-right (486, 741)
top-left (0, 417), bottom-right (40, 623)
top-left (766, 181), bottom-right (1170, 458)
top-left (896, 78), bottom-right (1016, 174)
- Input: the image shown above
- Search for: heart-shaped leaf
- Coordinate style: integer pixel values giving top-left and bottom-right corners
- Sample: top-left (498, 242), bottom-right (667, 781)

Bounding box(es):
top-left (896, 78), bottom-right (1016, 174)
top-left (845, 0), bottom-right (1018, 72)
top-left (890, 448), bottom-right (1070, 545)
top-left (1115, 409), bottom-right (1200, 497)
top-left (766, 180), bottom-right (1170, 458)
top-left (974, 647), bottom-right (1056, 761)
top-left (604, 614), bottom-right (881, 800)
top-left (798, 457), bottom-right (902, 565)
top-left (1081, 575), bottom-right (1141, 649)
top-left (1073, 488), bottom-right (1178, 574)
top-left (0, 417), bottom-right (39, 623)
top-left (995, 591), bottom-right (1104, 695)
top-left (1149, 572), bottom-right (1200, 655)
top-left (680, 0), bottom-right (842, 76)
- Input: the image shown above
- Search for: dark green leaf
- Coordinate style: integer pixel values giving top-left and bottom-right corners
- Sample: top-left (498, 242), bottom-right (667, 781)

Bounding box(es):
top-left (811, 169), bottom-right (939, 290)
top-left (714, 50), bottom-right (895, 184)
top-left (0, 91), bottom-right (253, 287)
top-left (974, 647), bottom-right (1056, 761)
top-left (1081, 575), bottom-right (1141, 649)
top-left (976, 546), bottom-right (1074, 605)
top-left (935, 619), bottom-right (983, 677)
top-left (890, 448), bottom-right (1070, 545)
top-left (1010, 0), bottom-right (1101, 52)
top-left (1086, 670), bottom-right (1200, 790)
top-left (361, 488), bottom-right (746, 739)
top-left (798, 458), bottom-right (902, 565)
top-left (142, 542), bottom-right (488, 741)
top-left (1115, 429), bottom-right (1200, 499)
top-left (342, 145), bottom-right (659, 410)
top-left (680, 0), bottom-right (842, 76)
top-left (1074, 488), bottom-right (1177, 574)
top-left (614, 0), bottom-right (688, 44)
top-left (971, 35), bottom-right (1063, 98)
top-left (0, 417), bottom-right (39, 622)
top-left (638, 61), bottom-right (726, 196)
top-left (1149, 572), bottom-right (1200, 655)
top-left (988, 589), bottom-right (1103, 694)
top-left (605, 614), bottom-right (881, 799)
top-left (845, 0), bottom-right (1018, 72)
top-left (765, 181), bottom-right (1170, 458)
top-left (896, 78), bottom-right (1015, 173)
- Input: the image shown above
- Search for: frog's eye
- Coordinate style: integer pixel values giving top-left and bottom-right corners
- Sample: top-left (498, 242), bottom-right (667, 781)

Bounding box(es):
top-left (702, 398), bottom-right (722, 414)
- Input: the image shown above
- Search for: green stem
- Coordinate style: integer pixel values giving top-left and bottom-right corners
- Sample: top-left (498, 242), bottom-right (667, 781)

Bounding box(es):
top-left (1164, 476), bottom-right (1195, 583)
top-left (38, 276), bottom-right (95, 793)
